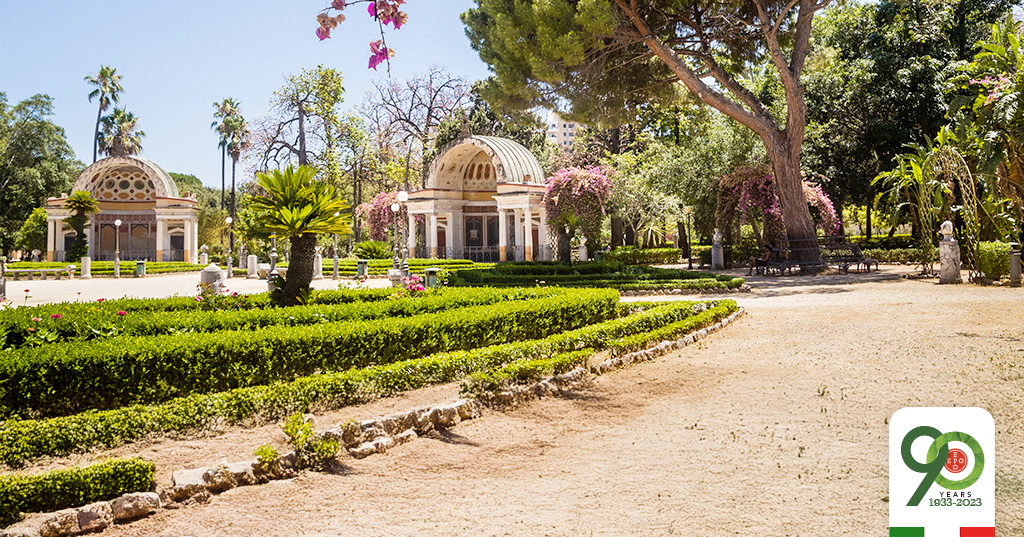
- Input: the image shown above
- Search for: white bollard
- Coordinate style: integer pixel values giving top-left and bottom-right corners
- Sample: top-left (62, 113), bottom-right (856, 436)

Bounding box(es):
top-left (247, 255), bottom-right (259, 279)
top-left (80, 257), bottom-right (92, 279)
top-left (312, 253), bottom-right (324, 280)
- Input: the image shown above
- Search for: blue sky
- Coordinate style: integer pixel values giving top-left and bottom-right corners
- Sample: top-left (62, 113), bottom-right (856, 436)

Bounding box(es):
top-left (1, 0), bottom-right (493, 188)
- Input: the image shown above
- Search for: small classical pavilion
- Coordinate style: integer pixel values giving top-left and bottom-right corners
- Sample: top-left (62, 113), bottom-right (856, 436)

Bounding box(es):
top-left (406, 135), bottom-right (551, 262)
top-left (44, 156), bottom-right (200, 263)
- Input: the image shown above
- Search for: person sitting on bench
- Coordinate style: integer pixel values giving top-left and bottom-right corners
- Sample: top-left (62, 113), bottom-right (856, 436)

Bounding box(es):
top-left (748, 241), bottom-right (777, 276)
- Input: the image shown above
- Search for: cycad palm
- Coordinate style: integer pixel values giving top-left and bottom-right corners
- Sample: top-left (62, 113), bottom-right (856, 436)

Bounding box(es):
top-left (62, 191), bottom-right (101, 260)
top-left (212, 98), bottom-right (241, 210)
top-left (251, 165), bottom-right (351, 306)
top-left (85, 65), bottom-right (124, 163)
top-left (98, 108), bottom-right (144, 157)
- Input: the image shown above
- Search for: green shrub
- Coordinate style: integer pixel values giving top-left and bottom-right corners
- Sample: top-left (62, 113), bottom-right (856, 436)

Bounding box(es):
top-left (0, 299), bottom-right (730, 467)
top-left (862, 248), bottom-right (929, 264)
top-left (0, 457), bottom-right (154, 526)
top-left (353, 240), bottom-right (393, 260)
top-left (0, 289), bottom-right (619, 418)
top-left (606, 301), bottom-right (739, 356)
top-left (282, 414), bottom-right (340, 471)
top-left (850, 234), bottom-right (916, 249)
top-left (977, 241), bottom-right (1012, 279)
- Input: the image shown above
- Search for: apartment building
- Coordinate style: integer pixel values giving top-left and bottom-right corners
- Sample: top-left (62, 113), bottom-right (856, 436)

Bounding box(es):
top-left (546, 112), bottom-right (579, 148)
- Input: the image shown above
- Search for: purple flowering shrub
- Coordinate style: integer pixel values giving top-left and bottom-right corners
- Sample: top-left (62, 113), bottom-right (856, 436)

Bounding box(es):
top-left (544, 166), bottom-right (613, 260)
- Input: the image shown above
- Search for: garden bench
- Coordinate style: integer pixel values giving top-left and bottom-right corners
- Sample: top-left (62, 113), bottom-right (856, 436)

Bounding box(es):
top-left (4, 266), bottom-right (76, 280)
top-left (821, 243), bottom-right (878, 273)
top-left (759, 237), bottom-right (876, 275)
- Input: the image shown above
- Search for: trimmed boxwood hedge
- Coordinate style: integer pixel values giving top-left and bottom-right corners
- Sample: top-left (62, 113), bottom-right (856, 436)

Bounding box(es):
top-left (460, 348), bottom-right (593, 399)
top-left (0, 289), bottom-right (619, 418)
top-left (0, 287), bottom-right (565, 350)
top-left (454, 263), bottom-right (740, 289)
top-left (0, 457), bottom-right (154, 526)
top-left (603, 248), bottom-right (685, 265)
top-left (0, 299), bottom-right (734, 467)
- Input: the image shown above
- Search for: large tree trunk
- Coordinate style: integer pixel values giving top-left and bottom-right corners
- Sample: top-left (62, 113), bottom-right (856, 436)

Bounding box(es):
top-left (624, 221), bottom-right (636, 247)
top-left (766, 137), bottom-right (820, 262)
top-left (610, 217), bottom-right (623, 249)
top-left (281, 233), bottom-right (317, 307)
top-left (865, 204), bottom-right (872, 241)
top-left (556, 228), bottom-right (572, 264)
top-left (93, 104), bottom-right (102, 163)
top-left (221, 146), bottom-right (226, 210)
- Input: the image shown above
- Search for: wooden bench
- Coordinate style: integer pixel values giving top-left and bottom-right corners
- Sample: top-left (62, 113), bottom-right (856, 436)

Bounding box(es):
top-left (759, 238), bottom-right (877, 275)
top-left (4, 266), bottom-right (76, 280)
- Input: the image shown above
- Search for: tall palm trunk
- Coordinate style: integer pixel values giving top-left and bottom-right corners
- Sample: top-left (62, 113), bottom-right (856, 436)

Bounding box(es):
top-left (282, 233), bottom-right (317, 307)
top-left (93, 104), bottom-right (102, 163)
top-left (221, 145), bottom-right (226, 210)
top-left (230, 157), bottom-right (237, 218)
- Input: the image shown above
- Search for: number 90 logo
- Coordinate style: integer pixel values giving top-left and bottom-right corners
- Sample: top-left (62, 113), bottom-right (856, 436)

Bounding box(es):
top-left (901, 426), bottom-right (985, 506)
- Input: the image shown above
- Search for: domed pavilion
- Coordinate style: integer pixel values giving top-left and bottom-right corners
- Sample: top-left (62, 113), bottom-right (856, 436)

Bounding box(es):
top-left (44, 156), bottom-right (200, 263)
top-left (405, 135), bottom-right (551, 262)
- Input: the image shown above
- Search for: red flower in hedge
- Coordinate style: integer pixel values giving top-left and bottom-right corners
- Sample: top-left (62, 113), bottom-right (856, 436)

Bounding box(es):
top-left (50, 314), bottom-right (62, 319)
top-left (116, 311), bottom-right (127, 316)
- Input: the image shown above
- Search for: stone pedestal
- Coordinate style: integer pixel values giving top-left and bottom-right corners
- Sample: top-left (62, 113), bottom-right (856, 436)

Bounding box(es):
top-left (312, 253), bottom-right (324, 280)
top-left (939, 238), bottom-right (962, 284)
top-left (1010, 249), bottom-right (1021, 287)
top-left (80, 256), bottom-right (92, 279)
top-left (199, 253), bottom-right (208, 265)
top-left (247, 255), bottom-right (259, 279)
top-left (200, 263), bottom-right (226, 295)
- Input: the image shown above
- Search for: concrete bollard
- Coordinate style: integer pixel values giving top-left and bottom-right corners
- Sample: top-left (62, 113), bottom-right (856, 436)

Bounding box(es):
top-left (247, 255), bottom-right (259, 279)
top-left (80, 257), bottom-right (92, 279)
top-left (200, 263), bottom-right (226, 295)
top-left (312, 253), bottom-right (324, 280)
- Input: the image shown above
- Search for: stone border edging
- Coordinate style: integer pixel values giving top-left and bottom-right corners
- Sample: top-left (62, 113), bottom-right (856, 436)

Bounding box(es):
top-left (0, 400), bottom-right (483, 537)
top-left (0, 309), bottom-right (747, 537)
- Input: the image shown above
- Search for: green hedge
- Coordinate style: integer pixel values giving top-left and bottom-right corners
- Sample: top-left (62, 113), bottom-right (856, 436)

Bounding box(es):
top-left (4, 261), bottom-right (206, 276)
top-left (0, 457), bottom-right (154, 526)
top-left (460, 348), bottom-right (593, 399)
top-left (486, 261), bottom-right (625, 276)
top-left (607, 301), bottom-right (739, 356)
top-left (603, 247), bottom-right (684, 265)
top-left (0, 299), bottom-right (729, 467)
top-left (0, 287), bottom-right (564, 350)
top-left (977, 241), bottom-right (1012, 279)
top-left (455, 264), bottom-right (737, 288)
top-left (0, 289), bottom-right (619, 418)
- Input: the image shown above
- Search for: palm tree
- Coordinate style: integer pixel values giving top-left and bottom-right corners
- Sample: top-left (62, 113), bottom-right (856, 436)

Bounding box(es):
top-left (97, 108), bottom-right (145, 157)
top-left (212, 98), bottom-right (241, 210)
top-left (62, 191), bottom-right (100, 261)
top-left (85, 66), bottom-right (124, 163)
top-left (251, 165), bottom-right (351, 306)
top-left (224, 113), bottom-right (250, 219)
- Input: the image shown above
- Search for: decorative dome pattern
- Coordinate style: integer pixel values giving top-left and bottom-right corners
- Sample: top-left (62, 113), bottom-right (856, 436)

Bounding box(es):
top-left (72, 156), bottom-right (180, 200)
top-left (427, 135), bottom-right (545, 190)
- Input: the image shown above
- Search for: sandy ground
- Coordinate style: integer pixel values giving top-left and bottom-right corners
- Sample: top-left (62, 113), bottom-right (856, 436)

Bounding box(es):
top-left (8, 267), bottom-right (1024, 536)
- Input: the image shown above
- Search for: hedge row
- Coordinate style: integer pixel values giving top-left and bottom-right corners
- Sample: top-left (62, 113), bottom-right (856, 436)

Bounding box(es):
top-left (606, 301), bottom-right (739, 356)
top-left (0, 300), bottom-right (727, 467)
top-left (456, 266), bottom-right (735, 286)
top-left (459, 348), bottom-right (593, 399)
top-left (862, 248), bottom-right (931, 264)
top-left (0, 457), bottom-right (154, 526)
top-left (3, 261), bottom-right (205, 276)
top-left (485, 261), bottom-right (626, 276)
top-left (0, 289), bottom-right (620, 418)
top-left (603, 248), bottom-right (685, 265)
top-left (0, 287), bottom-right (564, 350)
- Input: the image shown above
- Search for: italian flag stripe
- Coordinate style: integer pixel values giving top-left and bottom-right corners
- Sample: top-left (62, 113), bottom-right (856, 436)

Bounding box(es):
top-left (889, 529), bottom-right (923, 537)
top-left (960, 528), bottom-right (995, 537)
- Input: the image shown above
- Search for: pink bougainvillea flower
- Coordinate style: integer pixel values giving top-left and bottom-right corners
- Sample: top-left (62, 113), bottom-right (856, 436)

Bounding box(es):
top-left (116, 311), bottom-right (127, 316)
top-left (31, 317), bottom-right (42, 322)
top-left (393, 10), bottom-right (408, 29)
top-left (27, 327), bottom-right (35, 332)
top-left (331, 0), bottom-right (347, 9)
top-left (97, 298), bottom-right (105, 303)
top-left (368, 40), bottom-right (389, 70)
top-left (50, 314), bottom-right (61, 319)
top-left (194, 296), bottom-right (203, 301)
top-left (316, 26), bottom-right (331, 40)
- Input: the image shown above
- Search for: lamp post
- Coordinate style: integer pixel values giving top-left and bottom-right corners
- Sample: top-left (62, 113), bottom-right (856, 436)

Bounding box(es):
top-left (391, 202), bottom-right (401, 270)
top-left (684, 206), bottom-right (693, 270)
top-left (397, 190), bottom-right (409, 277)
top-left (332, 211), bottom-right (340, 280)
top-left (268, 233), bottom-right (279, 292)
top-left (225, 216), bottom-right (234, 278)
top-left (114, 219), bottom-right (122, 278)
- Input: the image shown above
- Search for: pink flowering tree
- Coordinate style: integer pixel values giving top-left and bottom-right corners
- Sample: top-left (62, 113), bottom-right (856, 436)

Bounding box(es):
top-left (316, 1), bottom-right (408, 72)
top-left (717, 165), bottom-right (839, 246)
top-left (544, 166), bottom-right (612, 262)
top-left (355, 191), bottom-right (404, 241)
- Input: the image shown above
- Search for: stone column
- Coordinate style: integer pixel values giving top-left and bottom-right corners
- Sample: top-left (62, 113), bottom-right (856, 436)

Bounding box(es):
top-left (184, 220), bottom-right (193, 264)
top-left (54, 220), bottom-right (65, 262)
top-left (444, 213), bottom-right (454, 250)
top-left (46, 219), bottom-right (56, 262)
top-left (155, 218), bottom-right (166, 262)
top-left (498, 209), bottom-right (508, 262)
top-left (523, 207), bottom-right (533, 262)
top-left (429, 214), bottom-right (438, 258)
top-left (512, 209), bottom-right (522, 261)
top-left (84, 224), bottom-right (94, 260)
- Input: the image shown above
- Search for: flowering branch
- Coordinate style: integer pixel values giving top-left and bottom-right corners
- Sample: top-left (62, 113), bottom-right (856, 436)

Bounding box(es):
top-left (317, 0), bottom-right (408, 73)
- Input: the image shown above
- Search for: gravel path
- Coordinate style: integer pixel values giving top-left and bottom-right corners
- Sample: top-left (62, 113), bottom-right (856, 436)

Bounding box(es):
top-left (14, 268), bottom-right (1024, 536)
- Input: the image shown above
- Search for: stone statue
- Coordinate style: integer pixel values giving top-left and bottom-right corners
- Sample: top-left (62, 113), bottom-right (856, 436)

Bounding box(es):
top-left (938, 220), bottom-right (961, 284)
top-left (940, 220), bottom-right (954, 240)
top-left (711, 229), bottom-right (724, 270)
